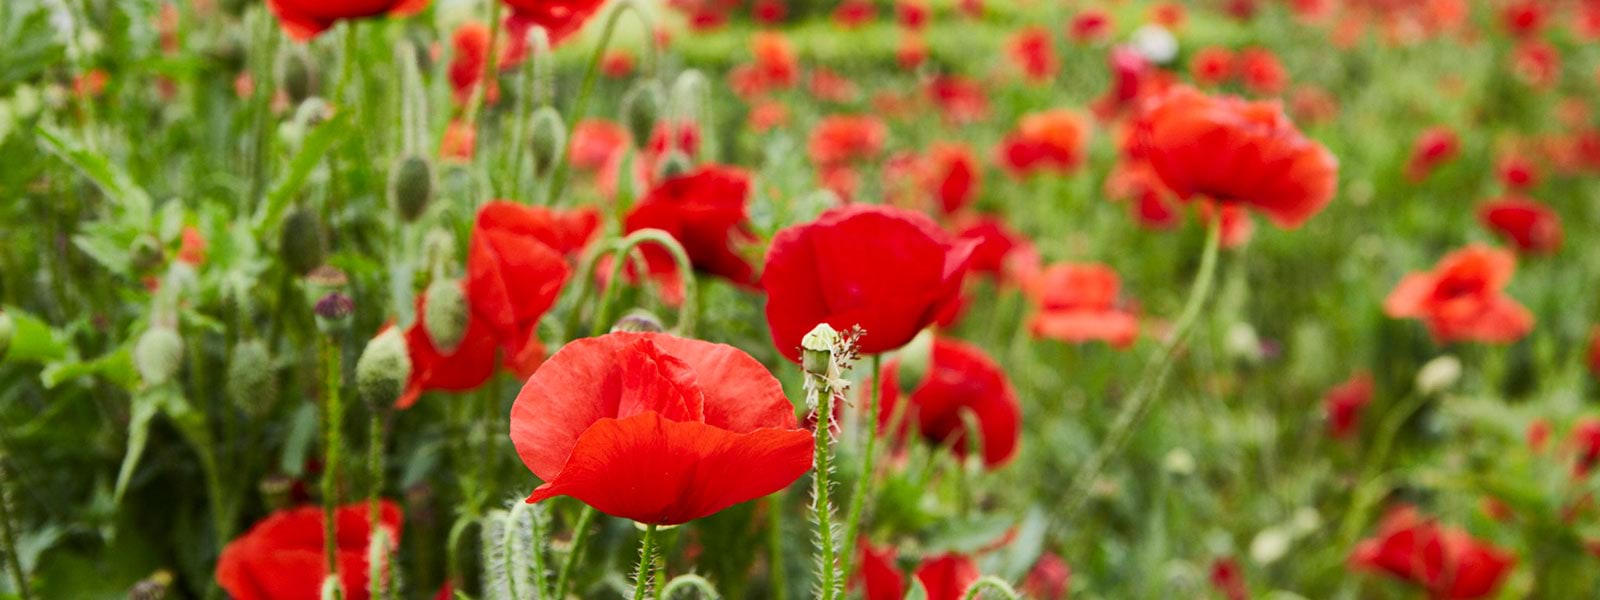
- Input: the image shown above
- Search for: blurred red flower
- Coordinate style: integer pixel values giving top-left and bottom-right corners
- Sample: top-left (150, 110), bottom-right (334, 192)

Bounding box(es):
top-left (763, 205), bottom-right (976, 362)
top-left (1511, 39), bottom-right (1560, 89)
top-left (1572, 417), bottom-right (1600, 476)
top-left (1026, 263), bottom-right (1139, 348)
top-left (467, 202), bottom-right (599, 376)
top-left (1407, 127), bottom-right (1460, 182)
top-left (897, 0), bottom-right (930, 30)
top-left (601, 50), bottom-right (635, 78)
top-left (1349, 505), bottom-right (1516, 600)
top-left (510, 332), bottom-right (814, 524)
top-left (622, 165), bottom-right (760, 300)
top-left (399, 294), bottom-right (500, 409)
top-left (926, 76), bottom-right (990, 124)
top-left (1130, 86), bottom-right (1338, 229)
top-left (875, 337), bottom-right (1021, 468)
top-left (1022, 552), bottom-right (1071, 600)
top-left (1499, 1), bottom-right (1546, 38)
top-left (752, 32), bottom-right (799, 89)
top-left (439, 119), bottom-right (477, 162)
top-left (1094, 46), bottom-right (1154, 118)
top-left (177, 226), bottom-right (207, 266)
top-left (1069, 9), bottom-right (1112, 43)
top-left (926, 143), bottom-right (981, 215)
top-left (502, 0), bottom-right (605, 47)
top-left (449, 21), bottom-right (524, 106)
top-left (569, 119), bottom-right (630, 171)
top-left (1150, 3), bottom-right (1186, 29)
top-left (268, 0), bottom-right (428, 40)
top-left (1384, 244), bottom-right (1534, 344)
top-left (1189, 46), bottom-right (1235, 86)
top-left (216, 501), bottom-right (402, 600)
top-left (808, 115), bottom-right (888, 167)
top-left (809, 68), bottom-right (860, 104)
top-left (1477, 197), bottom-right (1561, 255)
top-left (997, 108), bottom-right (1091, 176)
top-left (1007, 27), bottom-right (1058, 83)
top-left (1210, 557), bottom-right (1248, 600)
top-left (1495, 152), bottom-right (1540, 190)
top-left (1238, 47), bottom-right (1287, 95)
top-left (1325, 371), bottom-right (1374, 439)
top-left (898, 34), bottom-right (928, 70)
top-left (834, 0), bottom-right (876, 28)
top-left (954, 215), bottom-right (1031, 283)
top-left (856, 543), bottom-right (980, 600)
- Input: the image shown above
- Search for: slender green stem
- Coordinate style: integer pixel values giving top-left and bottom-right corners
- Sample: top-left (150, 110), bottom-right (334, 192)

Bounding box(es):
top-left (463, 0), bottom-right (504, 129)
top-left (660, 574), bottom-right (721, 599)
top-left (1336, 392), bottom-right (1431, 546)
top-left (810, 379), bottom-right (839, 600)
top-left (961, 576), bottom-right (1021, 600)
top-left (320, 336), bottom-right (345, 598)
top-left (367, 409), bottom-right (384, 599)
top-left (0, 455), bottom-right (32, 600)
top-left (554, 505), bottom-right (598, 598)
top-left (545, 0), bottom-right (656, 206)
top-left (590, 229), bottom-right (697, 337)
top-left (334, 22), bottom-right (360, 108)
top-left (1057, 219), bottom-right (1222, 525)
top-left (838, 354), bottom-right (882, 582)
top-left (765, 497), bottom-right (788, 600)
top-left (632, 524), bottom-right (660, 600)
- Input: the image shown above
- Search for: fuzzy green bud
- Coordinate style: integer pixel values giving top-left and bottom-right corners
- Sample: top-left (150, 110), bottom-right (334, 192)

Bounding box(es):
top-left (279, 206), bottom-right (327, 276)
top-left (134, 326), bottom-right (183, 386)
top-left (227, 339), bottom-right (277, 417)
top-left (611, 310), bottom-right (665, 334)
top-left (356, 328), bottom-right (412, 409)
top-left (389, 154), bottom-right (434, 222)
top-left (621, 82), bottom-right (664, 148)
top-left (424, 278), bottom-right (469, 354)
top-left (895, 329), bottom-right (934, 395)
top-left (801, 323), bottom-right (841, 376)
top-left (528, 107), bottom-right (567, 177)
top-left (655, 150), bottom-right (692, 181)
top-left (280, 46), bottom-right (318, 106)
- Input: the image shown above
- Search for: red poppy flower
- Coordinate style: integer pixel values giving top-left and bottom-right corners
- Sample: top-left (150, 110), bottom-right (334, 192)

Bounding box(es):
top-left (440, 119), bottom-right (476, 163)
top-left (268, 0), bottom-right (429, 41)
top-left (1026, 263), bottom-right (1139, 348)
top-left (1150, 2), bottom-right (1185, 28)
top-left (1325, 371), bottom-right (1374, 439)
top-left (1589, 326), bottom-right (1600, 379)
top-left (857, 543), bottom-right (981, 600)
top-left (808, 68), bottom-right (860, 104)
top-left (448, 21), bottom-right (512, 107)
top-left (621, 165), bottom-right (759, 301)
top-left (1478, 197), bottom-right (1561, 255)
top-left (1407, 127), bottom-right (1460, 182)
top-left (216, 501), bottom-right (403, 600)
top-left (467, 202), bottom-right (599, 376)
top-left (997, 109), bottom-right (1091, 176)
top-left (1210, 557), bottom-right (1248, 600)
top-left (752, 32), bottom-right (799, 90)
top-left (897, 34), bottom-right (928, 70)
top-left (763, 205), bottom-right (976, 362)
top-left (1069, 9), bottom-right (1112, 43)
top-left (896, 0), bottom-right (929, 30)
top-left (926, 76), bottom-right (989, 124)
top-left (875, 337), bottom-right (1021, 467)
top-left (1007, 27), bottom-right (1058, 83)
top-left (808, 115), bottom-right (888, 168)
top-left (749, 101), bottom-right (790, 132)
top-left (1238, 47), bottom-right (1287, 95)
top-left (1022, 553), bottom-right (1071, 600)
top-left (569, 119), bottom-right (630, 172)
top-left (1571, 417), bottom-right (1600, 476)
top-left (926, 143), bottom-right (981, 215)
top-left (177, 226), bottom-right (207, 266)
top-left (601, 50), bottom-right (635, 78)
top-left (509, 332), bottom-right (814, 525)
top-left (1384, 244), bottom-right (1534, 344)
top-left (1189, 46), bottom-right (1235, 86)
top-left (954, 216), bottom-right (1030, 283)
top-left (1495, 153), bottom-right (1539, 190)
top-left (753, 0), bottom-right (786, 24)
top-left (958, 0), bottom-right (982, 19)
top-left (1349, 505), bottom-right (1517, 599)
top-left (856, 542), bottom-right (906, 600)
top-left (833, 0), bottom-right (876, 28)
top-left (1500, 1), bottom-right (1546, 38)
top-left (400, 293), bottom-right (500, 409)
top-left (1094, 46), bottom-right (1153, 118)
top-left (1130, 85), bottom-right (1338, 229)
top-left (502, 0), bottom-right (605, 47)
top-left (1511, 39), bottom-right (1561, 89)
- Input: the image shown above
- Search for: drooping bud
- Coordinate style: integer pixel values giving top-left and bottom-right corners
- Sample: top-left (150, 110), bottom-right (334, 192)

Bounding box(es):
top-left (356, 328), bottom-right (412, 409)
top-left (528, 107), bottom-right (566, 177)
top-left (801, 323), bottom-right (842, 377)
top-left (280, 206), bottom-right (327, 276)
top-left (227, 339), bottom-right (277, 417)
top-left (423, 278), bottom-right (469, 353)
top-left (389, 154), bottom-right (434, 222)
top-left (280, 45), bottom-right (318, 105)
top-left (654, 150), bottom-right (692, 181)
top-left (0, 311), bottom-right (13, 363)
top-left (621, 81), bottom-right (664, 148)
top-left (611, 310), bottom-right (666, 334)
top-left (134, 326), bottom-right (184, 386)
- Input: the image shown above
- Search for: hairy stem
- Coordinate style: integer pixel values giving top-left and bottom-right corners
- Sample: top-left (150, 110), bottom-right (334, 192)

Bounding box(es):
top-left (632, 524), bottom-right (660, 600)
top-left (320, 336), bottom-right (345, 598)
top-left (810, 379), bottom-right (839, 600)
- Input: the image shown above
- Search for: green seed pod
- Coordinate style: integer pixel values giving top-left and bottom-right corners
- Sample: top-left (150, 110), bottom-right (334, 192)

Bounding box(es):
top-left (356, 328), bottom-right (412, 409)
top-left (424, 278), bottom-right (469, 354)
top-left (281, 46), bottom-right (318, 106)
top-left (390, 154), bottom-right (434, 222)
top-left (621, 81), bottom-right (664, 148)
top-left (611, 310), bottom-right (665, 334)
top-left (0, 312), bottom-right (13, 363)
top-left (279, 206), bottom-right (327, 276)
top-left (528, 107), bottom-right (567, 178)
top-left (655, 150), bottom-right (692, 181)
top-left (801, 323), bottom-right (841, 377)
top-left (134, 326), bottom-right (183, 386)
top-left (227, 339), bottom-right (277, 418)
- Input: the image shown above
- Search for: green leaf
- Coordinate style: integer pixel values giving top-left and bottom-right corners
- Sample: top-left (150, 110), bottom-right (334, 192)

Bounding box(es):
top-left (904, 579), bottom-right (929, 600)
top-left (253, 110), bottom-right (352, 238)
top-left (113, 392), bottom-right (161, 505)
top-left (35, 126), bottom-right (152, 224)
top-left (280, 402), bottom-right (318, 476)
top-left (69, 233), bottom-right (132, 277)
top-left (995, 507), bottom-right (1048, 581)
top-left (41, 346), bottom-right (137, 390)
top-left (1, 306), bottom-right (68, 363)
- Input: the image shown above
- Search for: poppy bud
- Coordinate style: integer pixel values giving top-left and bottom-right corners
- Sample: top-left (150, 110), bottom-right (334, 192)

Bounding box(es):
top-left (423, 278), bottom-right (469, 353)
top-left (127, 570), bottom-right (174, 600)
top-left (279, 206), bottom-right (327, 276)
top-left (611, 310), bottom-right (665, 334)
top-left (389, 154), bottom-right (434, 222)
top-left (1416, 355), bottom-right (1462, 396)
top-left (801, 323), bottom-right (842, 377)
top-left (621, 82), bottom-right (664, 148)
top-left (894, 328), bottom-right (934, 394)
top-left (280, 46), bottom-right (318, 105)
top-left (130, 234), bottom-right (165, 272)
top-left (670, 70), bottom-right (707, 120)
top-left (654, 150), bottom-right (692, 180)
top-left (313, 292), bottom-right (355, 335)
top-left (258, 473), bottom-right (295, 510)
top-left (356, 328), bottom-right (411, 409)
top-left (227, 339), bottom-right (278, 417)
top-left (0, 311), bottom-right (12, 363)
top-left (134, 326), bottom-right (183, 386)
top-left (528, 107), bottom-right (566, 177)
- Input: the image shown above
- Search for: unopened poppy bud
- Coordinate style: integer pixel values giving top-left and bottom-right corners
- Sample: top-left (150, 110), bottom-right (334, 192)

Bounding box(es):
top-left (655, 150), bottom-right (692, 180)
top-left (611, 310), bottom-right (666, 334)
top-left (130, 234), bottom-right (165, 272)
top-left (227, 339), bottom-right (278, 417)
top-left (895, 328), bottom-right (934, 394)
top-left (280, 46), bottom-right (318, 105)
top-left (424, 279), bottom-right (469, 353)
top-left (356, 328), bottom-right (411, 409)
top-left (313, 293), bottom-right (355, 334)
top-left (622, 81), bottom-right (664, 147)
top-left (134, 326), bottom-right (183, 386)
top-left (1416, 354), bottom-right (1462, 396)
top-left (529, 107), bottom-right (566, 177)
top-left (670, 70), bottom-right (707, 120)
top-left (801, 323), bottom-right (841, 376)
top-left (258, 473), bottom-right (294, 510)
top-left (389, 154), bottom-right (434, 222)
top-left (127, 570), bottom-right (174, 600)
top-left (280, 206), bottom-right (327, 276)
top-left (0, 311), bottom-right (12, 363)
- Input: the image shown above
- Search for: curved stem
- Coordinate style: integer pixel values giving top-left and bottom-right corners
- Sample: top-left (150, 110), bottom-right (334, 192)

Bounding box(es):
top-left (590, 229), bottom-right (697, 337)
top-left (553, 505), bottom-right (598, 598)
top-left (545, 0), bottom-right (657, 206)
top-left (1057, 219), bottom-right (1222, 525)
top-left (661, 574), bottom-right (721, 599)
top-left (961, 576), bottom-right (1021, 600)
top-left (1336, 392), bottom-right (1431, 546)
top-left (632, 524), bottom-right (660, 600)
top-left (463, 0), bottom-right (504, 130)
top-left (838, 354), bottom-right (882, 582)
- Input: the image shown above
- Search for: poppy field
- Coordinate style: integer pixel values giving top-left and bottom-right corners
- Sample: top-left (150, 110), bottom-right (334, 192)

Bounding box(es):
top-left (5, 0), bottom-right (1600, 598)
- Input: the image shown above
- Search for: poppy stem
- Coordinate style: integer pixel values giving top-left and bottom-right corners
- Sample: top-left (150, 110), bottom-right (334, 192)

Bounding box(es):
top-left (807, 370), bottom-right (840, 600)
top-left (961, 576), bottom-right (1021, 600)
top-left (1057, 218), bottom-right (1221, 526)
top-left (462, 0), bottom-right (503, 132)
top-left (0, 454), bottom-right (31, 600)
top-left (320, 335), bottom-right (345, 598)
top-left (765, 496), bottom-right (788, 600)
top-left (553, 505), bottom-right (597, 598)
top-left (366, 408), bottom-right (383, 599)
top-left (838, 353), bottom-right (882, 582)
top-left (591, 229), bottom-right (696, 337)
top-left (631, 523), bottom-right (660, 600)
top-left (544, 0), bottom-right (657, 207)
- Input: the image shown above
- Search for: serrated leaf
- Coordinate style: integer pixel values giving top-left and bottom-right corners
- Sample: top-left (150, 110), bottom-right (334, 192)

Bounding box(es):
top-left (35, 126), bottom-right (152, 224)
top-left (254, 109), bottom-right (352, 237)
top-left (1, 306), bottom-right (68, 363)
top-left (70, 233), bottom-right (132, 276)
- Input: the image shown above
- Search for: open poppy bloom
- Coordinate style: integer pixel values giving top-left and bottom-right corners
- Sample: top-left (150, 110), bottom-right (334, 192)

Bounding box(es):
top-left (467, 202), bottom-right (599, 377)
top-left (399, 293), bottom-right (500, 409)
top-left (1349, 505), bottom-right (1516, 599)
top-left (1022, 553), bottom-right (1071, 600)
top-left (1189, 46), bottom-right (1235, 86)
top-left (1238, 48), bottom-right (1287, 96)
top-left (268, 0), bottom-right (429, 40)
top-left (1007, 26), bottom-right (1058, 83)
top-left (570, 119), bottom-right (631, 172)
top-left (856, 542), bottom-right (981, 600)
top-left (620, 164), bottom-right (760, 302)
top-left (1407, 127), bottom-right (1459, 182)
top-left (954, 215), bottom-right (1032, 283)
top-left (1571, 417), bottom-right (1600, 477)
top-left (1384, 244), bottom-right (1534, 344)
top-left (925, 76), bottom-right (989, 124)
top-left (1130, 85), bottom-right (1337, 229)
top-left (502, 0), bottom-right (606, 47)
top-left (808, 114), bottom-right (888, 168)
top-left (1026, 263), bottom-right (1139, 348)
top-left (763, 205), bottom-right (977, 362)
top-left (875, 337), bottom-right (1021, 468)
top-left (1477, 197), bottom-right (1562, 255)
top-left (510, 332), bottom-right (813, 525)
top-left (216, 501), bottom-right (403, 600)
top-left (997, 109), bottom-right (1091, 176)
top-left (1324, 371), bottom-right (1374, 439)
top-left (926, 143), bottom-right (981, 215)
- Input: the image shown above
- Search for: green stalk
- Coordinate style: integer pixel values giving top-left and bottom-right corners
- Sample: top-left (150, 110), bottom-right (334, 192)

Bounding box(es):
top-left (631, 524), bottom-right (660, 600)
top-left (320, 336), bottom-right (346, 598)
top-left (1057, 219), bottom-right (1222, 525)
top-left (765, 497), bottom-right (788, 600)
top-left (367, 409), bottom-right (384, 599)
top-left (810, 378), bottom-right (839, 600)
top-left (0, 455), bottom-right (31, 600)
top-left (590, 229), bottom-right (697, 337)
top-left (961, 576), bottom-right (1021, 600)
top-left (837, 354), bottom-right (882, 582)
top-left (544, 0), bottom-right (657, 206)
top-left (553, 505), bottom-right (598, 598)
top-left (462, 0), bottom-right (504, 130)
